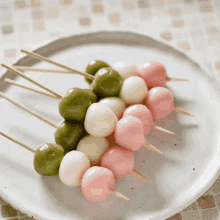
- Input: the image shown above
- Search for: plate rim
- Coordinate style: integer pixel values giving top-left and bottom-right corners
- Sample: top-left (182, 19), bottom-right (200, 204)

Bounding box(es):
top-left (0, 30), bottom-right (219, 220)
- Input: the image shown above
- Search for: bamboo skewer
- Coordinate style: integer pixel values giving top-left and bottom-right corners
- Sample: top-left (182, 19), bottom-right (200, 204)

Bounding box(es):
top-left (166, 77), bottom-right (189, 82)
top-left (151, 125), bottom-right (174, 135)
top-left (174, 106), bottom-right (194, 117)
top-left (0, 132), bottom-right (129, 202)
top-left (0, 131), bottom-right (35, 153)
top-left (1, 64), bottom-right (62, 99)
top-left (13, 66), bottom-right (75, 74)
top-left (13, 66), bottom-right (189, 82)
top-left (130, 169), bottom-right (151, 183)
top-left (0, 92), bottom-right (58, 129)
top-left (20, 49), bottom-right (94, 80)
top-left (143, 141), bottom-right (163, 154)
top-left (4, 78), bottom-right (59, 99)
top-left (110, 189), bottom-right (130, 201)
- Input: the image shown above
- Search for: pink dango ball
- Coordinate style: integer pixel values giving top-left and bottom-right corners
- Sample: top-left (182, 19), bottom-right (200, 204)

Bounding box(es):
top-left (136, 61), bottom-right (167, 88)
top-left (101, 147), bottom-right (134, 178)
top-left (114, 116), bottom-right (146, 151)
top-left (81, 166), bottom-right (129, 202)
top-left (146, 87), bottom-right (175, 119)
top-left (81, 166), bottom-right (115, 202)
top-left (123, 104), bottom-right (154, 135)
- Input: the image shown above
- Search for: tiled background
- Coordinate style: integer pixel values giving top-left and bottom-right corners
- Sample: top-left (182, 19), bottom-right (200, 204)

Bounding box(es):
top-left (0, 0), bottom-right (220, 219)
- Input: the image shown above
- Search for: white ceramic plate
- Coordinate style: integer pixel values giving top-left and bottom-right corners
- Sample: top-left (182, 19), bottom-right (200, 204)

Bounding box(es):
top-left (0, 31), bottom-right (220, 220)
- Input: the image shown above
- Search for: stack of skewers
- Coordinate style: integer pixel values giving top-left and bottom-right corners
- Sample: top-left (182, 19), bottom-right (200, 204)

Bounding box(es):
top-left (0, 49), bottom-right (193, 202)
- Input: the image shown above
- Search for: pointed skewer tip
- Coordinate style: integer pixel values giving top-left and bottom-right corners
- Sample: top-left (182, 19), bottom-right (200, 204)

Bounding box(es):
top-left (175, 107), bottom-right (194, 117)
top-left (111, 189), bottom-right (130, 201)
top-left (143, 142), bottom-right (163, 154)
top-left (152, 125), bottom-right (174, 135)
top-left (130, 169), bottom-right (151, 183)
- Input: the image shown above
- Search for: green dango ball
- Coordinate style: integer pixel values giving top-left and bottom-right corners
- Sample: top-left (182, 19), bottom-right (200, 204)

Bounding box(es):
top-left (85, 60), bottom-right (110, 84)
top-left (59, 88), bottom-right (91, 121)
top-left (33, 143), bottom-right (64, 176)
top-left (55, 120), bottom-right (86, 153)
top-left (91, 68), bottom-right (123, 98)
top-left (84, 89), bottom-right (97, 103)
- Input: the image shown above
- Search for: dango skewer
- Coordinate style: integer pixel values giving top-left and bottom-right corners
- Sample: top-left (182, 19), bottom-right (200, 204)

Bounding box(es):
top-left (0, 131), bottom-right (127, 201)
top-left (12, 60), bottom-right (132, 80)
top-left (12, 60), bottom-right (188, 87)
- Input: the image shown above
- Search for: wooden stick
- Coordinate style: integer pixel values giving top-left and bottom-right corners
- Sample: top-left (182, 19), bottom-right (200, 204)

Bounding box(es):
top-left (130, 169), bottom-right (151, 183)
top-left (13, 66), bottom-right (75, 74)
top-left (166, 77), bottom-right (189, 82)
top-left (142, 141), bottom-right (163, 154)
top-left (0, 92), bottom-right (58, 129)
top-left (151, 125), bottom-right (174, 135)
top-left (20, 49), bottom-right (94, 80)
top-left (1, 64), bottom-right (62, 99)
top-left (110, 189), bottom-right (129, 201)
top-left (174, 106), bottom-right (194, 117)
top-left (0, 131), bottom-right (35, 153)
top-left (4, 78), bottom-right (59, 99)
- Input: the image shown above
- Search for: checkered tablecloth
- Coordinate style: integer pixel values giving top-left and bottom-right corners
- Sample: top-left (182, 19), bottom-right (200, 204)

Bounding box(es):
top-left (0, 0), bottom-right (220, 219)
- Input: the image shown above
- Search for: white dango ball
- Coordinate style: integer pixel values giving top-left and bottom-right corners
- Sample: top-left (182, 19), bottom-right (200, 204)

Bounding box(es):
top-left (99, 97), bottom-right (126, 119)
top-left (77, 135), bottom-right (109, 166)
top-left (84, 103), bottom-right (118, 137)
top-left (59, 151), bottom-right (90, 187)
top-left (112, 61), bottom-right (136, 80)
top-left (119, 76), bottom-right (148, 104)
